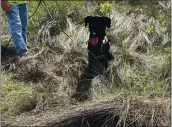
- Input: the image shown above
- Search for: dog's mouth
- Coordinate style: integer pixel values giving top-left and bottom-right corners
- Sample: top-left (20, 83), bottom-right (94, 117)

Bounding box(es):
top-left (90, 36), bottom-right (98, 46)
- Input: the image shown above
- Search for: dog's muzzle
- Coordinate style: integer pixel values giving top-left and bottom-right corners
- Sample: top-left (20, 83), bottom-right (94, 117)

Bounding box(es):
top-left (89, 32), bottom-right (99, 46)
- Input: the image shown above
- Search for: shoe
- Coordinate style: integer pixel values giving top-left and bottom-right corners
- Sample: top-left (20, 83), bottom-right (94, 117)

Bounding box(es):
top-left (20, 51), bottom-right (28, 57)
top-left (18, 52), bottom-right (29, 62)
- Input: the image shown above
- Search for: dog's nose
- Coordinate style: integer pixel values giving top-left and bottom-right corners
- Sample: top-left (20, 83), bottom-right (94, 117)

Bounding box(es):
top-left (92, 32), bottom-right (97, 37)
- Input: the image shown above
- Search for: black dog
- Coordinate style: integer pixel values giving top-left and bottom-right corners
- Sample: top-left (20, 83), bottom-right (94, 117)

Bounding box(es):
top-left (74, 16), bottom-right (113, 101)
top-left (85, 16), bottom-right (113, 75)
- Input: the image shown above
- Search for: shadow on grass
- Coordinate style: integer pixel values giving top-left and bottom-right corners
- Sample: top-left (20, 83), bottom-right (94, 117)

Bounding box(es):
top-left (1, 45), bottom-right (17, 63)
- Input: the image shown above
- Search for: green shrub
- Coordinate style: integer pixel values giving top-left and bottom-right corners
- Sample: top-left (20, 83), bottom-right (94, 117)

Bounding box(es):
top-left (144, 25), bottom-right (154, 34)
top-left (100, 2), bottom-right (112, 16)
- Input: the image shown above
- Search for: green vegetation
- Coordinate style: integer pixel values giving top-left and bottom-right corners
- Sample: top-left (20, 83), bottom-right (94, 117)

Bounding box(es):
top-left (100, 2), bottom-right (112, 16)
top-left (2, 73), bottom-right (37, 116)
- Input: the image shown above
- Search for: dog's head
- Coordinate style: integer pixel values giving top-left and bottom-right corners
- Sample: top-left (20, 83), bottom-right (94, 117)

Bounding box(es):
top-left (85, 16), bottom-right (111, 45)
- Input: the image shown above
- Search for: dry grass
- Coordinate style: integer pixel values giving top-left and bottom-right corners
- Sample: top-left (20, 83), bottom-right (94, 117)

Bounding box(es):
top-left (10, 96), bottom-right (170, 127)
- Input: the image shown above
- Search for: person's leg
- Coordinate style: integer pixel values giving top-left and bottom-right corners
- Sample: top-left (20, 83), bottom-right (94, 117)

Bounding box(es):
top-left (6, 5), bottom-right (27, 55)
top-left (19, 3), bottom-right (28, 45)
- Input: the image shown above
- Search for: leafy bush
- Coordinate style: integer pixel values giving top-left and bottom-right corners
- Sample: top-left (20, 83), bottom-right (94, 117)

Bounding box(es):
top-left (100, 2), bottom-right (112, 16)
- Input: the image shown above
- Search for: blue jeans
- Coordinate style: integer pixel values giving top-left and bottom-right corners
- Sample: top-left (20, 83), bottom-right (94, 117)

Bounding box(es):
top-left (6, 3), bottom-right (28, 55)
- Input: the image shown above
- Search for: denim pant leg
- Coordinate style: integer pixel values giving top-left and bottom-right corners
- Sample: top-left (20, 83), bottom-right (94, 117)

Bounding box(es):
top-left (19, 3), bottom-right (28, 45)
top-left (6, 5), bottom-right (27, 54)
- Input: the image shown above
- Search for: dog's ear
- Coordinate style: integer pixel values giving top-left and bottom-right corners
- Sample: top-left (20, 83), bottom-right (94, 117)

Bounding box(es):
top-left (105, 17), bottom-right (111, 28)
top-left (85, 16), bottom-right (92, 27)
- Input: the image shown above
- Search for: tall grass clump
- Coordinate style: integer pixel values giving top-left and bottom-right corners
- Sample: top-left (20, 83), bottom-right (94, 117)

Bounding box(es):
top-left (27, 1), bottom-right (86, 44)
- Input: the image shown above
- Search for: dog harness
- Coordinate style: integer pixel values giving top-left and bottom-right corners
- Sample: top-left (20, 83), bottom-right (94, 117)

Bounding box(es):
top-left (101, 36), bottom-right (108, 52)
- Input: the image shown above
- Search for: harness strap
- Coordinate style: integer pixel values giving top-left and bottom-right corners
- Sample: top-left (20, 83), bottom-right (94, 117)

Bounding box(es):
top-left (101, 36), bottom-right (108, 53)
